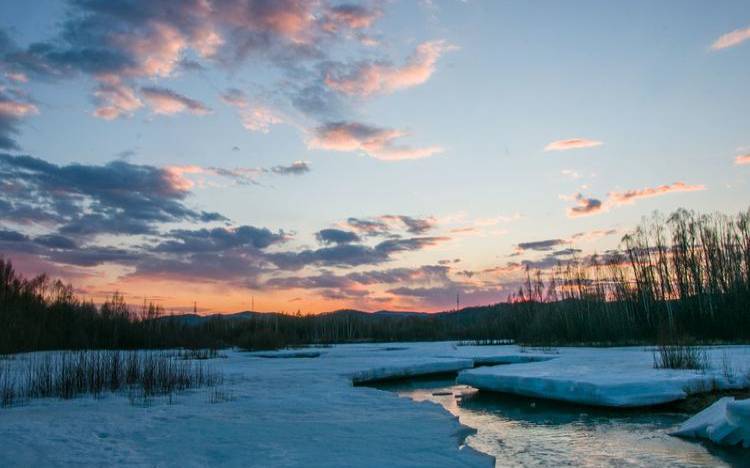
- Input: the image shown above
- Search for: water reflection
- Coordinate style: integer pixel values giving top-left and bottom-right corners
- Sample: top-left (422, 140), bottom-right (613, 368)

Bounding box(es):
top-left (371, 377), bottom-right (748, 467)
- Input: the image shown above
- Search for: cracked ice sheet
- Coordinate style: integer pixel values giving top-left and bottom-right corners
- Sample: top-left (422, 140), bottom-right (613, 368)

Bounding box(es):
top-left (458, 346), bottom-right (750, 407)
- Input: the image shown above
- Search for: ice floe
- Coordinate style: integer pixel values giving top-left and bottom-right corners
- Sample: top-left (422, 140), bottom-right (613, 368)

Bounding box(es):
top-left (673, 397), bottom-right (750, 448)
top-left (457, 346), bottom-right (750, 407)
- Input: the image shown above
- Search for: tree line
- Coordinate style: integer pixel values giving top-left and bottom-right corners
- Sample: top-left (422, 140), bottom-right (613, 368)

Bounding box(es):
top-left (2, 206), bottom-right (750, 353)
top-left (504, 208), bottom-right (750, 344)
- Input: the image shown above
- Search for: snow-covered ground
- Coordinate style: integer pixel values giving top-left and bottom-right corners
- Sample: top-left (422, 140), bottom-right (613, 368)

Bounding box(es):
top-left (673, 397), bottom-right (750, 448)
top-left (1, 342), bottom-right (749, 466)
top-left (0, 344), bottom-right (492, 467)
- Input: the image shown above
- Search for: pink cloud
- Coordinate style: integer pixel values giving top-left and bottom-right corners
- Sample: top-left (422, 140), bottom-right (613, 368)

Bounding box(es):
top-left (322, 4), bottom-right (381, 31)
top-left (544, 138), bottom-right (603, 152)
top-left (220, 88), bottom-right (283, 133)
top-left (212, 0), bottom-right (318, 45)
top-left (570, 229), bottom-right (618, 242)
top-left (92, 77), bottom-right (142, 120)
top-left (735, 154), bottom-right (750, 165)
top-left (564, 182), bottom-right (706, 218)
top-left (0, 99), bottom-right (38, 118)
top-left (164, 161), bottom-right (307, 188)
top-left (82, 1), bottom-right (351, 80)
top-left (240, 106), bottom-right (283, 133)
top-left (566, 194), bottom-right (603, 218)
top-left (221, 88), bottom-right (249, 107)
top-left (324, 40), bottom-right (454, 97)
top-left (608, 182), bottom-right (706, 206)
top-left (141, 86), bottom-right (211, 116)
top-left (4, 72), bottom-right (28, 83)
top-left (6, 252), bottom-right (96, 282)
top-left (114, 23), bottom-right (193, 78)
top-left (711, 26), bottom-right (750, 50)
top-left (309, 121), bottom-right (442, 161)
top-left (163, 165), bottom-right (205, 191)
top-left (36, 1), bottom-right (372, 121)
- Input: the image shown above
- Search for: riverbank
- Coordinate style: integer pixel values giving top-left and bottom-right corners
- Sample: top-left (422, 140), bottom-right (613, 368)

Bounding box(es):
top-left (1, 343), bottom-right (748, 466)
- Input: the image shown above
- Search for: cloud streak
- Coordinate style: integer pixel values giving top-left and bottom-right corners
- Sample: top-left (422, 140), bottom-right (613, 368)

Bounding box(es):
top-left (517, 239), bottom-right (566, 252)
top-left (322, 4), bottom-right (382, 32)
top-left (607, 182), bottom-right (705, 206)
top-left (345, 215), bottom-right (436, 237)
top-left (564, 182), bottom-right (705, 218)
top-left (545, 138), bottom-right (603, 152)
top-left (268, 236), bottom-right (448, 270)
top-left (0, 154), bottom-right (224, 237)
top-left (324, 40), bottom-right (453, 97)
top-left (141, 86), bottom-right (211, 116)
top-left (0, 88), bottom-right (38, 149)
top-left (711, 26), bottom-right (750, 50)
top-left (166, 161), bottom-right (311, 186)
top-left (271, 161), bottom-right (310, 175)
top-left (221, 88), bottom-right (284, 133)
top-left (567, 194), bottom-right (603, 218)
top-left (309, 121), bottom-right (442, 160)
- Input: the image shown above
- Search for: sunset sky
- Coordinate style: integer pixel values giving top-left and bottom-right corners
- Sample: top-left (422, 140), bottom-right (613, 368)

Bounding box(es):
top-left (1, 0), bottom-right (749, 314)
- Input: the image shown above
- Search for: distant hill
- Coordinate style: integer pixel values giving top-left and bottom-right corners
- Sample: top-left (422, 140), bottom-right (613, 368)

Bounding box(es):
top-left (158, 306), bottom-right (502, 326)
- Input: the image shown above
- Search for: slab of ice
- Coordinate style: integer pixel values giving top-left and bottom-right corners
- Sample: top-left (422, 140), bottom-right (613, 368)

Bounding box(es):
top-left (673, 397), bottom-right (750, 448)
top-left (250, 350), bottom-right (323, 358)
top-left (351, 358), bottom-right (474, 384)
top-left (468, 355), bottom-right (554, 366)
top-left (457, 346), bottom-right (750, 407)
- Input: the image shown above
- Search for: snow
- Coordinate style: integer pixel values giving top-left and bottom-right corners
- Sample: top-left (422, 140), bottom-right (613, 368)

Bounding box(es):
top-left (351, 358), bottom-right (474, 384)
top-left (1, 342), bottom-right (749, 466)
top-left (250, 350), bottom-right (323, 359)
top-left (0, 344), bottom-right (493, 467)
top-left (672, 397), bottom-right (750, 448)
top-left (457, 346), bottom-right (750, 407)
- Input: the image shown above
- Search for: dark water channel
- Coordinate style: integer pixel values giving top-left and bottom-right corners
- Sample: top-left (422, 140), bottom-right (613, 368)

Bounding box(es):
top-left (371, 376), bottom-right (749, 467)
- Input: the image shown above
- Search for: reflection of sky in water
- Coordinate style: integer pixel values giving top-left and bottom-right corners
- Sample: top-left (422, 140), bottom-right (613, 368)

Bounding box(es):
top-left (372, 378), bottom-right (747, 467)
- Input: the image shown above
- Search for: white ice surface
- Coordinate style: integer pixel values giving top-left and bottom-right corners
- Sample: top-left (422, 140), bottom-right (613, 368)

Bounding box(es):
top-left (673, 397), bottom-right (750, 448)
top-left (2, 342), bottom-right (749, 466)
top-left (0, 343), bottom-right (494, 468)
top-left (351, 357), bottom-right (474, 384)
top-left (457, 346), bottom-right (750, 407)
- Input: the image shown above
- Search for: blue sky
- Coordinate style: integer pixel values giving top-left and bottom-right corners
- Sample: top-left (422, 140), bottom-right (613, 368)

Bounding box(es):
top-left (1, 0), bottom-right (749, 313)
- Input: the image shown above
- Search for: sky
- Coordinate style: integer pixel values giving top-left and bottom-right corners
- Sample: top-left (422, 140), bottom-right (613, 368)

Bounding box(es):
top-left (0, 0), bottom-right (749, 314)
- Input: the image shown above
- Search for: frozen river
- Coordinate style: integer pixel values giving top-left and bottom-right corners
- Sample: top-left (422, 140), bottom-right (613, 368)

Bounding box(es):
top-left (1, 343), bottom-right (749, 466)
top-left (372, 376), bottom-right (748, 467)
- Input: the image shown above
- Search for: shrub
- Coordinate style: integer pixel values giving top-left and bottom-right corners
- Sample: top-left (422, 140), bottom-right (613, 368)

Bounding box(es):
top-left (653, 344), bottom-right (709, 370)
top-left (0, 351), bottom-right (222, 408)
top-left (176, 348), bottom-right (222, 360)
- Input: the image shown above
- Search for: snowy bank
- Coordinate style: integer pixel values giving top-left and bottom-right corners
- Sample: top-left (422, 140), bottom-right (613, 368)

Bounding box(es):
top-left (2, 342), bottom-right (749, 466)
top-left (457, 346), bottom-right (750, 407)
top-left (0, 344), bottom-right (493, 467)
top-left (672, 397), bottom-right (750, 448)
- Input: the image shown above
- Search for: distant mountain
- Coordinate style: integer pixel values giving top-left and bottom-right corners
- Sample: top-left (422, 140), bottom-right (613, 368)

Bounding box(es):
top-left (326, 309), bottom-right (428, 317)
top-left (158, 310), bottom-right (273, 325)
top-left (157, 306), bottom-right (502, 326)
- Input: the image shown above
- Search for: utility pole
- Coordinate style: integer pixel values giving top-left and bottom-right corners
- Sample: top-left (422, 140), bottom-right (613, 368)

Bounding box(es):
top-left (193, 301), bottom-right (197, 315)
top-left (456, 292), bottom-right (460, 312)
top-left (251, 296), bottom-right (255, 312)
